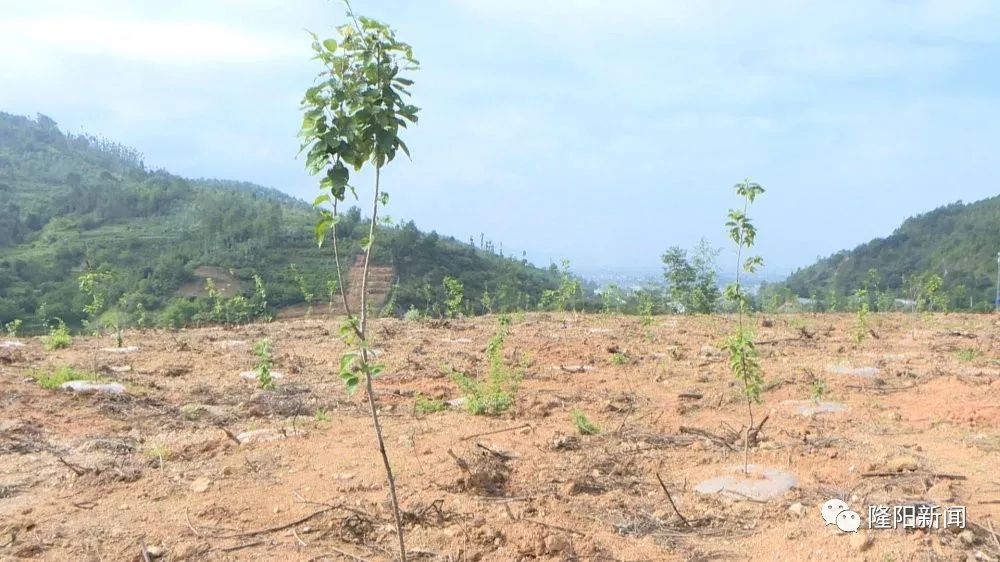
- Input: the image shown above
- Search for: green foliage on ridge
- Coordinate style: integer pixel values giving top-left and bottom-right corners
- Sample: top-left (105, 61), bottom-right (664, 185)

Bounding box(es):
top-left (0, 112), bottom-right (560, 331)
top-left (784, 196), bottom-right (1000, 311)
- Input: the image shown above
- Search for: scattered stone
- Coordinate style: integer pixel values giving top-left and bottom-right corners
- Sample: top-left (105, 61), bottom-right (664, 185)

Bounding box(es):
top-left (236, 428), bottom-right (286, 444)
top-left (694, 464), bottom-right (798, 502)
top-left (61, 380), bottom-right (126, 394)
top-left (926, 481), bottom-right (953, 502)
top-left (560, 481), bottom-right (581, 497)
top-left (882, 411), bottom-right (903, 422)
top-left (959, 530), bottom-right (977, 546)
top-left (446, 397), bottom-right (468, 408)
top-left (782, 400), bottom-right (848, 416)
top-left (0, 341), bottom-right (25, 349)
top-left (700, 345), bottom-right (718, 357)
top-left (239, 370), bottom-right (284, 381)
top-left (552, 434), bottom-right (579, 450)
top-left (849, 530), bottom-right (873, 552)
top-left (101, 346), bottom-right (139, 354)
top-left (145, 545), bottom-right (164, 559)
top-left (180, 403), bottom-right (226, 421)
top-left (826, 365), bottom-right (879, 378)
top-left (160, 365), bottom-right (190, 377)
top-left (886, 455), bottom-right (919, 472)
top-left (190, 478), bottom-right (212, 493)
top-left (544, 534), bottom-right (569, 554)
top-left (787, 502), bottom-right (806, 517)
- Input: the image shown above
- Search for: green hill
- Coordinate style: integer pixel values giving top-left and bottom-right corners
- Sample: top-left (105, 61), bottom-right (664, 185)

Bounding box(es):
top-left (784, 195), bottom-right (1000, 311)
top-left (0, 112), bottom-right (559, 331)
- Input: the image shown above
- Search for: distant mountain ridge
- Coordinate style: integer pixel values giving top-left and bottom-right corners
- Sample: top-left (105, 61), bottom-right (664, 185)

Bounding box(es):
top-left (0, 112), bottom-right (560, 329)
top-left (784, 195), bottom-right (1000, 310)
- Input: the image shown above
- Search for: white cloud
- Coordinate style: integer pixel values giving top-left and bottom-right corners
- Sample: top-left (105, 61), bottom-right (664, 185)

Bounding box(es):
top-left (0, 16), bottom-right (300, 66)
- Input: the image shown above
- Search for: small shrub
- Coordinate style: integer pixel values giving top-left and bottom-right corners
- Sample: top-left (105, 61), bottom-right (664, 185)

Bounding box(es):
top-left (956, 348), bottom-right (980, 362)
top-left (414, 394), bottom-right (447, 414)
top-left (442, 276), bottom-right (464, 318)
top-left (253, 338), bottom-right (275, 390)
top-left (313, 408), bottom-right (331, 422)
top-left (32, 366), bottom-right (92, 389)
top-left (809, 379), bottom-right (827, 403)
top-left (571, 409), bottom-right (601, 435)
top-left (4, 319), bottom-right (22, 338)
top-left (610, 352), bottom-right (631, 365)
top-left (43, 319), bottom-right (72, 350)
top-left (852, 289), bottom-right (870, 343)
top-left (403, 306), bottom-right (423, 322)
top-left (145, 443), bottom-right (172, 463)
top-left (449, 320), bottom-right (521, 415)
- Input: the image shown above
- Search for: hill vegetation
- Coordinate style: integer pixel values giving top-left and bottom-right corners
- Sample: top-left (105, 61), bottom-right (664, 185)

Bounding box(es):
top-left (0, 112), bottom-right (560, 331)
top-left (780, 196), bottom-right (1000, 311)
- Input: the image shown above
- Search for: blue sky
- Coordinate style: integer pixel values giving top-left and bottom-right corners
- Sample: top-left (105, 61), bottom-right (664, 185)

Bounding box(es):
top-left (2, 0), bottom-right (998, 274)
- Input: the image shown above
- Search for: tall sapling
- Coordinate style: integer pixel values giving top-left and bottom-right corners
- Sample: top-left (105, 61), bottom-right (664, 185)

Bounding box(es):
top-left (300, 4), bottom-right (419, 559)
top-left (722, 179), bottom-right (766, 474)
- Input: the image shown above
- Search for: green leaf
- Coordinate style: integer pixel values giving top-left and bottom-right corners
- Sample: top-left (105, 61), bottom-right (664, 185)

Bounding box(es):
top-left (323, 38), bottom-right (338, 52)
top-left (315, 215), bottom-right (334, 247)
top-left (327, 161), bottom-right (349, 197)
top-left (313, 193), bottom-right (330, 207)
top-left (339, 353), bottom-right (357, 376)
top-left (341, 374), bottom-right (359, 395)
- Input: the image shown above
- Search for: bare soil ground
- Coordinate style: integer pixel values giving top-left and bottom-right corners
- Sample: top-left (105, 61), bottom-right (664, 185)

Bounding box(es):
top-left (1, 313), bottom-right (998, 561)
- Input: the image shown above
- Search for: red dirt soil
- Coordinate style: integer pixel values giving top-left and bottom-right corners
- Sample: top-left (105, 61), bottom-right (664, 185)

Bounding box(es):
top-left (1, 313), bottom-right (998, 561)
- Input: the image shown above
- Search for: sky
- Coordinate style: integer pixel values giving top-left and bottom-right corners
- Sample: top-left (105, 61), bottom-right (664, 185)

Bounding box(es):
top-left (2, 0), bottom-right (999, 275)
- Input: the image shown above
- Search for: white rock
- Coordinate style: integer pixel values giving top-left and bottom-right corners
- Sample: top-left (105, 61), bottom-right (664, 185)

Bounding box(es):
top-left (694, 464), bottom-right (798, 502)
top-left (0, 340), bottom-right (25, 348)
top-left (787, 503), bottom-right (807, 517)
top-left (826, 365), bottom-right (879, 378)
top-left (239, 370), bottom-right (284, 381)
top-left (190, 477), bottom-right (212, 493)
top-left (61, 380), bottom-right (126, 394)
top-left (101, 346), bottom-right (139, 354)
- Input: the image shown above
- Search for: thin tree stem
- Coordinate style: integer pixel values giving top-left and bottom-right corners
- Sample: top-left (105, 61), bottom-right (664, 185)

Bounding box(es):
top-left (735, 191), bottom-right (752, 474)
top-left (358, 163), bottom-right (406, 562)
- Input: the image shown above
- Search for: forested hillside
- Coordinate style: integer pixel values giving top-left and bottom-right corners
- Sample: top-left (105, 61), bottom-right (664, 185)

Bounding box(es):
top-left (783, 195), bottom-right (1000, 310)
top-left (0, 112), bottom-right (559, 331)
